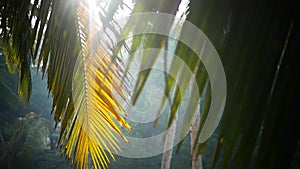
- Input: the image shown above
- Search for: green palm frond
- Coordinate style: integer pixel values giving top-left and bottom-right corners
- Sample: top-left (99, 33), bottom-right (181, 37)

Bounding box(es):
top-left (186, 0), bottom-right (299, 168)
top-left (0, 0), bottom-right (33, 105)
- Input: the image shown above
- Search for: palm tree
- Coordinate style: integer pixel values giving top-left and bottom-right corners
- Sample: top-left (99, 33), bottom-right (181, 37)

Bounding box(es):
top-left (1, 0), bottom-right (299, 169)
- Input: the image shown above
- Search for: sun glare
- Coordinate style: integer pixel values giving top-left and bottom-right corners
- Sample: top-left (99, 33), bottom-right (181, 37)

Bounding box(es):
top-left (86, 0), bottom-right (99, 16)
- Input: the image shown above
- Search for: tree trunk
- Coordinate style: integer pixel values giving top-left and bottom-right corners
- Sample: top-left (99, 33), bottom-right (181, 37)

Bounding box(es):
top-left (161, 114), bottom-right (177, 169)
top-left (190, 108), bottom-right (203, 169)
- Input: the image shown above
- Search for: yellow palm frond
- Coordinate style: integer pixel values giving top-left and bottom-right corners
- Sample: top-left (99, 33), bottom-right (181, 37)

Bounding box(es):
top-left (58, 1), bottom-right (130, 169)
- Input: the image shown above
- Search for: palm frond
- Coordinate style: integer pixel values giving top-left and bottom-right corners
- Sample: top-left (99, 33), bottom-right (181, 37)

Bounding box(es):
top-left (0, 0), bottom-right (33, 105)
top-left (58, 2), bottom-right (130, 168)
top-left (1, 0), bottom-right (131, 168)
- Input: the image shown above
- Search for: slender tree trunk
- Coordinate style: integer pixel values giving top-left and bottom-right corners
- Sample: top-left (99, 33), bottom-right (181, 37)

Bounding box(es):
top-left (190, 78), bottom-right (206, 169)
top-left (161, 114), bottom-right (177, 169)
top-left (160, 1), bottom-right (187, 167)
top-left (190, 112), bottom-right (203, 169)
